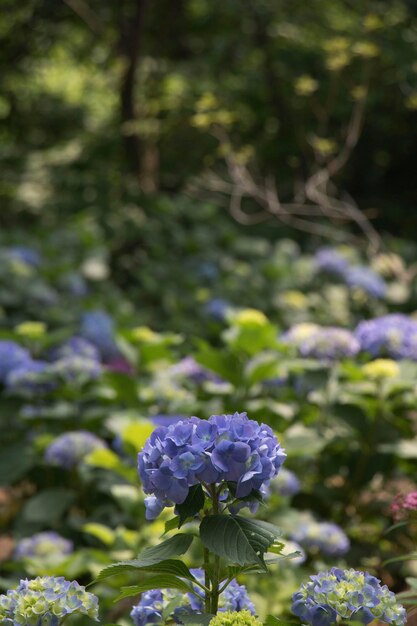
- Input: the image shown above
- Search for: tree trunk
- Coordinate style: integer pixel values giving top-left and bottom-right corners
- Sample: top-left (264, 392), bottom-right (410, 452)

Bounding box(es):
top-left (119, 0), bottom-right (148, 178)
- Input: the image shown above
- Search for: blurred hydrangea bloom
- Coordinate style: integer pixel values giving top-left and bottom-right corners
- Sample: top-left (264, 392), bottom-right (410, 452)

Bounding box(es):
top-left (6, 360), bottom-right (56, 397)
top-left (14, 532), bottom-right (73, 561)
top-left (390, 491), bottom-right (417, 520)
top-left (80, 310), bottom-right (119, 360)
top-left (45, 430), bottom-right (107, 469)
top-left (138, 412), bottom-right (286, 519)
top-left (0, 341), bottom-right (31, 383)
top-left (0, 576), bottom-right (99, 625)
top-left (355, 314), bottom-right (417, 359)
top-left (362, 359), bottom-right (400, 380)
top-left (130, 568), bottom-right (254, 626)
top-left (315, 248), bottom-right (350, 277)
top-left (151, 414), bottom-right (185, 427)
top-left (292, 567), bottom-right (406, 626)
top-left (51, 355), bottom-right (102, 385)
top-left (49, 336), bottom-right (100, 362)
top-left (271, 468), bottom-right (301, 496)
top-left (169, 357), bottom-right (222, 385)
top-left (299, 327), bottom-right (360, 360)
top-left (291, 520), bottom-right (350, 556)
top-left (204, 298), bottom-right (230, 321)
top-left (345, 266), bottom-right (387, 298)
top-left (281, 323), bottom-right (321, 347)
top-left (8, 246), bottom-right (41, 267)
top-left (60, 272), bottom-right (88, 297)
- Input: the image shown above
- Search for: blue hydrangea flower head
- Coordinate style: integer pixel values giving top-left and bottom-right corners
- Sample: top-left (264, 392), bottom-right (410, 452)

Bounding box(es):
top-left (45, 430), bottom-right (107, 469)
top-left (14, 532), bottom-right (73, 561)
top-left (80, 310), bottom-right (119, 360)
top-left (6, 360), bottom-right (56, 397)
top-left (292, 567), bottom-right (406, 626)
top-left (315, 248), bottom-right (350, 277)
top-left (291, 520), bottom-right (350, 557)
top-left (271, 468), bottom-right (301, 496)
top-left (0, 576), bottom-right (99, 625)
top-left (138, 412), bottom-right (286, 519)
top-left (299, 327), bottom-right (360, 360)
top-left (130, 568), bottom-right (254, 626)
top-left (356, 314), bottom-right (417, 360)
top-left (345, 266), bottom-right (387, 298)
top-left (0, 341), bottom-right (31, 383)
top-left (49, 336), bottom-right (100, 362)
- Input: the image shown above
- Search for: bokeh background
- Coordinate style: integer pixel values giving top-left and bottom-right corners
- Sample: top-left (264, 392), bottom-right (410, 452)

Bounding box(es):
top-left (2, 2), bottom-right (417, 625)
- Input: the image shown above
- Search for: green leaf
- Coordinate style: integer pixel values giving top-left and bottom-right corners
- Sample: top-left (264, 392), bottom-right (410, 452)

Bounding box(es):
top-left (84, 448), bottom-right (136, 482)
top-left (194, 341), bottom-right (242, 386)
top-left (95, 558), bottom-right (194, 582)
top-left (164, 516), bottom-right (181, 534)
top-left (162, 596), bottom-right (187, 620)
top-left (0, 442), bottom-right (35, 485)
top-left (115, 575), bottom-right (193, 601)
top-left (383, 553), bottom-right (417, 567)
top-left (177, 485), bottom-right (205, 526)
top-left (178, 612), bottom-right (214, 626)
top-left (82, 523), bottom-right (115, 546)
top-left (94, 534), bottom-right (194, 581)
top-left (384, 521), bottom-right (409, 535)
top-left (199, 515), bottom-right (281, 569)
top-left (245, 353), bottom-right (281, 386)
top-left (22, 489), bottom-right (75, 523)
top-left (264, 616), bottom-right (298, 626)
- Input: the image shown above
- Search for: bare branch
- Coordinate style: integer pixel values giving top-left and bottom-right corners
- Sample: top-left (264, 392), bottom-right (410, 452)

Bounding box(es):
top-left (62, 0), bottom-right (103, 34)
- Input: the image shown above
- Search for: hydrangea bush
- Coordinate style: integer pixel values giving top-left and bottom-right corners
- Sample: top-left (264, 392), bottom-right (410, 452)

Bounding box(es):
top-left (45, 431), bottom-right (107, 469)
top-left (0, 576), bottom-right (99, 625)
top-left (14, 532), bottom-right (73, 561)
top-left (292, 568), bottom-right (406, 626)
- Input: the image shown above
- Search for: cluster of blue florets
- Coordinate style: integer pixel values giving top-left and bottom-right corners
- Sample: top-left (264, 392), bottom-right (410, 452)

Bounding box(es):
top-left (2, 335), bottom-right (103, 397)
top-left (315, 248), bottom-right (350, 277)
top-left (204, 298), bottom-right (230, 321)
top-left (6, 360), bottom-right (56, 397)
top-left (271, 468), bottom-right (301, 496)
top-left (315, 248), bottom-right (386, 298)
top-left (0, 576), bottom-right (99, 625)
top-left (138, 412), bottom-right (286, 519)
top-left (80, 310), bottom-right (120, 361)
top-left (345, 266), bottom-right (387, 299)
top-left (14, 532), bottom-right (73, 561)
top-left (169, 357), bottom-right (223, 385)
top-left (49, 336), bottom-right (99, 362)
top-left (291, 520), bottom-right (350, 557)
top-left (0, 341), bottom-right (31, 383)
top-left (292, 568), bottom-right (406, 626)
top-left (355, 314), bottom-right (417, 360)
top-left (130, 568), bottom-right (254, 626)
top-left (45, 430), bottom-right (107, 469)
top-left (299, 327), bottom-right (360, 361)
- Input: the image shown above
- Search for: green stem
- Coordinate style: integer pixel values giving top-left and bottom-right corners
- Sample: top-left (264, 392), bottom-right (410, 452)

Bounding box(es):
top-left (209, 485), bottom-right (221, 614)
top-left (203, 546), bottom-right (211, 613)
